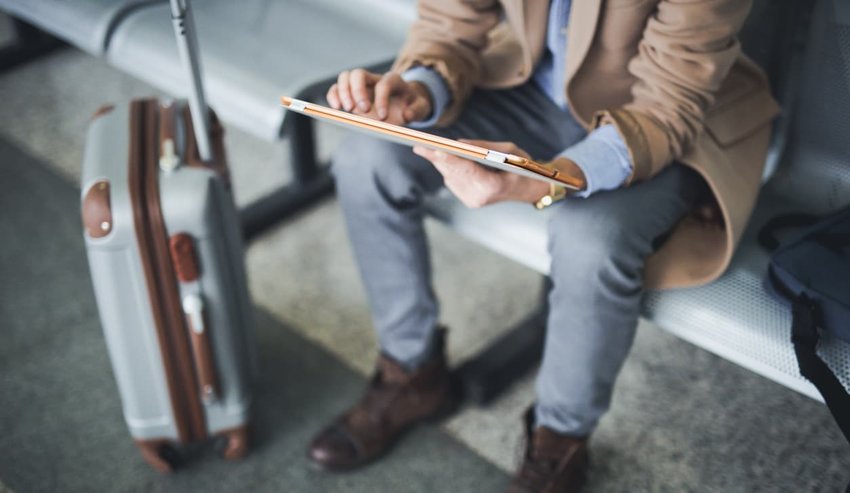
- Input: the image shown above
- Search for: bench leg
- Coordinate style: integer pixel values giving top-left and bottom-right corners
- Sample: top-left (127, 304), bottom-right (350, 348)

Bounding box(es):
top-left (0, 18), bottom-right (65, 73)
top-left (239, 99), bottom-right (334, 241)
top-left (455, 279), bottom-right (550, 405)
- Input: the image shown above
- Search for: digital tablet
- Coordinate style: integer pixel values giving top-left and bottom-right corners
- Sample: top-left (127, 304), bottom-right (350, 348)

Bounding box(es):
top-left (280, 97), bottom-right (585, 190)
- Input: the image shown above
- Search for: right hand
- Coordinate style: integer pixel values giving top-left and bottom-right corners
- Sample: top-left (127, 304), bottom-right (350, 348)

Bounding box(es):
top-left (326, 69), bottom-right (433, 125)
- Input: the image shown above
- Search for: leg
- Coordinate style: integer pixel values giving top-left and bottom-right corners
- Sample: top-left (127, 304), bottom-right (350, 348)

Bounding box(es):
top-left (535, 164), bottom-right (708, 436)
top-left (332, 134), bottom-right (446, 368)
top-left (510, 164), bottom-right (707, 492)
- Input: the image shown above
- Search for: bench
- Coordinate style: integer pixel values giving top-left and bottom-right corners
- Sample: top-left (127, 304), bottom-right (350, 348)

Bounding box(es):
top-left (0, 0), bottom-right (159, 56)
top-left (3, 0), bottom-right (847, 406)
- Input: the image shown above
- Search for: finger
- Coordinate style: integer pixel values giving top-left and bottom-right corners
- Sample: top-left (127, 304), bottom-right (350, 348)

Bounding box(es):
top-left (326, 84), bottom-right (341, 110)
top-left (374, 74), bottom-right (403, 120)
top-left (413, 147), bottom-right (478, 177)
top-left (458, 139), bottom-right (530, 159)
top-left (413, 146), bottom-right (471, 167)
top-left (413, 146), bottom-right (449, 174)
top-left (337, 71), bottom-right (354, 111)
top-left (403, 96), bottom-right (432, 124)
top-left (350, 69), bottom-right (375, 113)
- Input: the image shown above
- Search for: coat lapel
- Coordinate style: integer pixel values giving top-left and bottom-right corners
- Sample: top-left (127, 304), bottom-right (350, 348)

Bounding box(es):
top-left (502, 0), bottom-right (531, 74)
top-left (565, 0), bottom-right (602, 81)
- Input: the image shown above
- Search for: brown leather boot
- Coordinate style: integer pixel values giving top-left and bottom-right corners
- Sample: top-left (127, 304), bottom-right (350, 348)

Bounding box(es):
top-left (308, 329), bottom-right (457, 471)
top-left (507, 408), bottom-right (590, 493)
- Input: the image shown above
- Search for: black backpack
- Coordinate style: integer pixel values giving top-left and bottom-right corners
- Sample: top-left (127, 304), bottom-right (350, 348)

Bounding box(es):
top-left (759, 207), bottom-right (850, 449)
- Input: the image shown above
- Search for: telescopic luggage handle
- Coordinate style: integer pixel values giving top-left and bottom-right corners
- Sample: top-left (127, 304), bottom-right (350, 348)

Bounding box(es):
top-left (169, 0), bottom-right (213, 162)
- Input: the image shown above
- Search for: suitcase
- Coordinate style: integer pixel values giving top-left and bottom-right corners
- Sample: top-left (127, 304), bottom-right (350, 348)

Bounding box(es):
top-left (80, 0), bottom-right (256, 472)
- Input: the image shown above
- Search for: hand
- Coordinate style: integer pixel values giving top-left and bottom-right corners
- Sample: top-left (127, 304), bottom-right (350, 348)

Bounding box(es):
top-left (413, 140), bottom-right (550, 208)
top-left (326, 69), bottom-right (433, 125)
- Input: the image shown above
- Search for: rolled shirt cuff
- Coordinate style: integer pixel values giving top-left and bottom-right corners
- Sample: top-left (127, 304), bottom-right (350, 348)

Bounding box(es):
top-left (401, 66), bottom-right (452, 129)
top-left (558, 124), bottom-right (634, 198)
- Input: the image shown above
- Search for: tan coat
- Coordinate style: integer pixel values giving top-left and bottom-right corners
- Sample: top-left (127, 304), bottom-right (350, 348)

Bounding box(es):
top-left (392, 0), bottom-right (780, 289)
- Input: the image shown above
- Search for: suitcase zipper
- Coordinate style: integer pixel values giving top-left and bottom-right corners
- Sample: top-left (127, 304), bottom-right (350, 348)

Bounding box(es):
top-left (129, 100), bottom-right (208, 443)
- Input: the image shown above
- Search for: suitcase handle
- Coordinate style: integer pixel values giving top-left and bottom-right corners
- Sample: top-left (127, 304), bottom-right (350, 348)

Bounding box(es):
top-left (182, 294), bottom-right (220, 403)
top-left (169, 0), bottom-right (212, 162)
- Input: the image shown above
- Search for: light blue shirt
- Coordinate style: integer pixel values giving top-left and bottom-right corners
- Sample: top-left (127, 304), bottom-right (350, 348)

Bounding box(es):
top-left (402, 0), bottom-right (634, 197)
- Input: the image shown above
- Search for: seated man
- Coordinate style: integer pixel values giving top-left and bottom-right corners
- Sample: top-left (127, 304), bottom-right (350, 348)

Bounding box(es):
top-left (309, 0), bottom-right (778, 490)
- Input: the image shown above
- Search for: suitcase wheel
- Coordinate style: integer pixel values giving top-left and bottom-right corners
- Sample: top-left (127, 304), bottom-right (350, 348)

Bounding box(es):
top-left (219, 426), bottom-right (249, 461)
top-left (136, 440), bottom-right (182, 473)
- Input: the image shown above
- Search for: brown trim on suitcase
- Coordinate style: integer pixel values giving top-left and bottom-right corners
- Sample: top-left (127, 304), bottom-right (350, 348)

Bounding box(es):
top-left (128, 100), bottom-right (190, 443)
top-left (217, 425), bottom-right (250, 460)
top-left (185, 310), bottom-right (220, 403)
top-left (82, 180), bottom-right (112, 238)
top-left (142, 100), bottom-right (208, 442)
top-left (91, 104), bottom-right (115, 121)
top-left (169, 233), bottom-right (200, 283)
top-left (128, 100), bottom-right (207, 444)
top-left (134, 438), bottom-right (174, 473)
top-left (169, 233), bottom-right (220, 401)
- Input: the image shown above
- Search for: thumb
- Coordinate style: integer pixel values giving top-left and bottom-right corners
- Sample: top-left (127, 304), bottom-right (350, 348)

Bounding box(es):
top-left (403, 97), bottom-right (432, 124)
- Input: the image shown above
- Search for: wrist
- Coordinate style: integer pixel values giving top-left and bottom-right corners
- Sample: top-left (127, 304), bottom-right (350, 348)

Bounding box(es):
top-left (533, 157), bottom-right (583, 209)
top-left (549, 156), bottom-right (586, 189)
top-left (524, 179), bottom-right (551, 204)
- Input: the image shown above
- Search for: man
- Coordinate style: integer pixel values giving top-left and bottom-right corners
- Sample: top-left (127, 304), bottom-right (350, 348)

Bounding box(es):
top-left (309, 0), bottom-right (779, 490)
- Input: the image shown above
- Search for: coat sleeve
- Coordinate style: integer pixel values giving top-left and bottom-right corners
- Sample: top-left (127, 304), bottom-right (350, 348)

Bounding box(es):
top-left (391, 0), bottom-right (502, 126)
top-left (594, 0), bottom-right (753, 183)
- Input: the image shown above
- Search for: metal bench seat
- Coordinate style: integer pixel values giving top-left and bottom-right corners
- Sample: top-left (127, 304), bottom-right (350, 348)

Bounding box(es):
top-left (0, 0), bottom-right (159, 56)
top-left (106, 0), bottom-right (414, 141)
top-left (424, 190), bottom-right (850, 401)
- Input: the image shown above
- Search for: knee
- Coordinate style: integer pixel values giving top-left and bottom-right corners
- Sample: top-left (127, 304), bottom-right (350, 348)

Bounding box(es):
top-left (331, 133), bottom-right (408, 188)
top-left (546, 200), bottom-right (637, 282)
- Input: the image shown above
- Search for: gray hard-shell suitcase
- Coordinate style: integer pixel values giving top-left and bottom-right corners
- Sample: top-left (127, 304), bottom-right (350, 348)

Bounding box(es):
top-left (80, 0), bottom-right (256, 472)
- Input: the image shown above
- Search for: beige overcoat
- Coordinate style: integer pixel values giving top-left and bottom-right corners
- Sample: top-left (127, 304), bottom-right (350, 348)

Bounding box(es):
top-left (392, 0), bottom-right (781, 289)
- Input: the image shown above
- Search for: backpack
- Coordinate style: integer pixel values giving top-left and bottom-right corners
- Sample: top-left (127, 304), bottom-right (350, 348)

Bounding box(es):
top-left (759, 207), bottom-right (850, 449)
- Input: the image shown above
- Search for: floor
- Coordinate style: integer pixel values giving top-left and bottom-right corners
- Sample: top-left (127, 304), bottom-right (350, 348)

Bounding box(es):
top-left (0, 36), bottom-right (848, 492)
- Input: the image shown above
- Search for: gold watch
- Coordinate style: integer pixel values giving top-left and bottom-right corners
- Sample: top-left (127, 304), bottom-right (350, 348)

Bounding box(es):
top-left (534, 182), bottom-right (568, 210)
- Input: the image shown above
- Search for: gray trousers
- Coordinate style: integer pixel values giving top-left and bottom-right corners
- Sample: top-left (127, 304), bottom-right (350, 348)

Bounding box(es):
top-left (331, 82), bottom-right (706, 436)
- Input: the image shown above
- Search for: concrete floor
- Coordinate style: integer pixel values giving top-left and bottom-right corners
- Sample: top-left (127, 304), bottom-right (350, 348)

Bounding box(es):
top-left (1, 36), bottom-right (848, 491)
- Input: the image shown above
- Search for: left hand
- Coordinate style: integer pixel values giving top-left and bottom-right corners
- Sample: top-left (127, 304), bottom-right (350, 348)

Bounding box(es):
top-left (413, 140), bottom-right (549, 208)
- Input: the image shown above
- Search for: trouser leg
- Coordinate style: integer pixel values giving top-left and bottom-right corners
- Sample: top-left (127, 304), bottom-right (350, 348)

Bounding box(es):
top-left (535, 163), bottom-right (708, 436)
top-left (331, 135), bottom-right (446, 369)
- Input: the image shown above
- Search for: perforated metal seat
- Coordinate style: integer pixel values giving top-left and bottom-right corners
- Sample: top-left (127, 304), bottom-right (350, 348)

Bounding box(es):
top-left (0, 0), bottom-right (159, 56)
top-left (425, 0), bottom-right (850, 400)
top-left (106, 0), bottom-right (415, 141)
